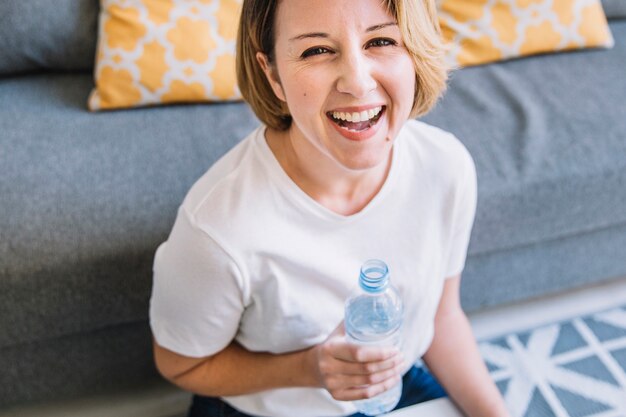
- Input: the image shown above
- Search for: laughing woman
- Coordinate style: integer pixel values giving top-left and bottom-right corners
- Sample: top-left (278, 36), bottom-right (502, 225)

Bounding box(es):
top-left (149, 0), bottom-right (510, 416)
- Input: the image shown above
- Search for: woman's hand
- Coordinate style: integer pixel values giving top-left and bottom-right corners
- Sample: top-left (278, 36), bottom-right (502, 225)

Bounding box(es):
top-left (306, 322), bottom-right (406, 401)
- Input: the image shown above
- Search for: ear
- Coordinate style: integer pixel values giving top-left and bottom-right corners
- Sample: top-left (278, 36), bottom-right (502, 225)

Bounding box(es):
top-left (256, 52), bottom-right (287, 102)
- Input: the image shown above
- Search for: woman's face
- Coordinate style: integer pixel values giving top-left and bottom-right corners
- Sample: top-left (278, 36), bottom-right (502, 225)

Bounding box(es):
top-left (260, 0), bottom-right (416, 172)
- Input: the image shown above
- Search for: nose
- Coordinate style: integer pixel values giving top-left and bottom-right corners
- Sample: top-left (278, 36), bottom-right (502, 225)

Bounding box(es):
top-left (335, 50), bottom-right (377, 98)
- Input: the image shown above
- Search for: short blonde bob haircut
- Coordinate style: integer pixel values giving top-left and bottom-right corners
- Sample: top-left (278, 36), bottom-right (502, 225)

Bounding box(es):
top-left (236, 0), bottom-right (449, 131)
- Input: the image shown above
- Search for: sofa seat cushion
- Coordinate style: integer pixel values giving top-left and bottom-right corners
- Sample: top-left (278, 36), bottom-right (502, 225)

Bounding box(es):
top-left (421, 20), bottom-right (626, 257)
top-left (0, 73), bottom-right (260, 348)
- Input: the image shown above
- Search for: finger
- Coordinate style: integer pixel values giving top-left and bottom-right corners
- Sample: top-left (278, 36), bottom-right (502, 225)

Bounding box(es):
top-left (332, 343), bottom-right (400, 363)
top-left (318, 351), bottom-right (404, 392)
top-left (325, 362), bottom-right (404, 391)
top-left (332, 374), bottom-right (402, 401)
top-left (339, 353), bottom-right (405, 376)
top-left (331, 321), bottom-right (346, 336)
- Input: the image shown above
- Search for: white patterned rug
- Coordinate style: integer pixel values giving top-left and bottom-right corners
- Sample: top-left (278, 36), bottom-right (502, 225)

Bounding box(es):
top-left (479, 304), bottom-right (626, 417)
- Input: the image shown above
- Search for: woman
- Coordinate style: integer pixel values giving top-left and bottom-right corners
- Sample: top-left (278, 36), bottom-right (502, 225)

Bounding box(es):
top-left (150, 0), bottom-right (510, 416)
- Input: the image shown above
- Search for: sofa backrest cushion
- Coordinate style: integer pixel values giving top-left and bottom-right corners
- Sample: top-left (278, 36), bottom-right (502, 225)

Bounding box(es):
top-left (602, 0), bottom-right (626, 19)
top-left (0, 0), bottom-right (99, 76)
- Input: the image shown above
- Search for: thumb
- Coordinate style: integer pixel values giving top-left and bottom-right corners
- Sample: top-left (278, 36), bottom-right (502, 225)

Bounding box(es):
top-left (330, 320), bottom-right (346, 338)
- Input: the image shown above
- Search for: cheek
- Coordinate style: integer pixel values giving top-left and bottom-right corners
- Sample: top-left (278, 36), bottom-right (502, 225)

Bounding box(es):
top-left (390, 68), bottom-right (416, 115)
top-left (394, 59), bottom-right (416, 99)
top-left (381, 57), bottom-right (416, 132)
top-left (283, 74), bottom-right (327, 114)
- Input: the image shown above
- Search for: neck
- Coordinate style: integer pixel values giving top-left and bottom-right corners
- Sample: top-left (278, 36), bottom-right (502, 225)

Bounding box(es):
top-left (265, 127), bottom-right (392, 216)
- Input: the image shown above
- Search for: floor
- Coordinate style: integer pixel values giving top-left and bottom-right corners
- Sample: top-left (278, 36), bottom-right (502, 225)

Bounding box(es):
top-left (2, 276), bottom-right (626, 417)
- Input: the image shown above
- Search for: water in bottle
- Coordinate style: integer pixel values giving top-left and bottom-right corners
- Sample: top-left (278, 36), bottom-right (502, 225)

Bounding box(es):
top-left (345, 259), bottom-right (404, 416)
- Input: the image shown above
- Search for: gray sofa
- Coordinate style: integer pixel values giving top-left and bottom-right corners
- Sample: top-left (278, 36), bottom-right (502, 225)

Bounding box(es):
top-left (1, 0), bottom-right (625, 409)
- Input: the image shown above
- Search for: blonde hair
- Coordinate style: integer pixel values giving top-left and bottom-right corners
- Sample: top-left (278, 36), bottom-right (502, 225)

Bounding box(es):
top-left (236, 0), bottom-right (449, 131)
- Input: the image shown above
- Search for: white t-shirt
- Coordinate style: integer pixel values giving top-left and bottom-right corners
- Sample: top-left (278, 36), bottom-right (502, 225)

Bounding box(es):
top-left (149, 120), bottom-right (477, 417)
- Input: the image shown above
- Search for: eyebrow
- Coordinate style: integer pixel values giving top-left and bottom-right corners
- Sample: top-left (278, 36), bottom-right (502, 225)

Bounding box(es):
top-left (289, 22), bottom-right (398, 42)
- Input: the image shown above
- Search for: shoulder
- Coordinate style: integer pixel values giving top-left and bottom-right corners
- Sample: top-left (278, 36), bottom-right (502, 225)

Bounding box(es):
top-left (178, 125), bottom-right (281, 234)
top-left (400, 119), bottom-right (476, 188)
top-left (181, 126), bottom-right (263, 215)
top-left (401, 119), bottom-right (473, 168)
top-left (175, 125), bottom-right (282, 247)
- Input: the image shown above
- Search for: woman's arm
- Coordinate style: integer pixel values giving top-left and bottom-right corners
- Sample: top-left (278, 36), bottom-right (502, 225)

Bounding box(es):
top-left (153, 338), bottom-right (316, 396)
top-left (153, 323), bottom-right (405, 400)
top-left (422, 275), bottom-right (511, 417)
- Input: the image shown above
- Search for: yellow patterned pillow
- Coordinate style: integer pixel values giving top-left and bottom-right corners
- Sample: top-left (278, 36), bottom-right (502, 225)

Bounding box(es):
top-left (88, 0), bottom-right (242, 111)
top-left (438, 0), bottom-right (614, 67)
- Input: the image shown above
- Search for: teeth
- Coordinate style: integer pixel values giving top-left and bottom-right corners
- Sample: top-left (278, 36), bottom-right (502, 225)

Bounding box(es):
top-left (331, 106), bottom-right (382, 122)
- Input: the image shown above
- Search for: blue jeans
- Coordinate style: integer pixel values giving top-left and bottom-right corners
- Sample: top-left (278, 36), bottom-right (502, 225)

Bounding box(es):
top-left (188, 366), bottom-right (447, 417)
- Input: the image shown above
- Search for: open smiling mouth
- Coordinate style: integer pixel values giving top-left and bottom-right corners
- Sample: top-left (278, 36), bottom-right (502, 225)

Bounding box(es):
top-left (326, 106), bottom-right (385, 132)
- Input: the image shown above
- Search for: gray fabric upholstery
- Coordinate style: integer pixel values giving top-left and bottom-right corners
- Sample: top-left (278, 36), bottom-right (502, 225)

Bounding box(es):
top-left (0, 73), bottom-right (260, 350)
top-left (462, 224), bottom-right (626, 311)
top-left (421, 20), bottom-right (626, 257)
top-left (602, 0), bottom-right (626, 18)
top-left (0, 0), bottom-right (99, 75)
top-left (0, 322), bottom-right (158, 405)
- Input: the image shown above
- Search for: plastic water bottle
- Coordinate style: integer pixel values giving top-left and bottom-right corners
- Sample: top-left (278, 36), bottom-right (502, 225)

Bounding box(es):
top-left (345, 259), bottom-right (404, 416)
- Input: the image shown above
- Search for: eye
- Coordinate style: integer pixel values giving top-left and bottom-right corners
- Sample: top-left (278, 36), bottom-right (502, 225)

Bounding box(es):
top-left (301, 47), bottom-right (332, 58)
top-left (367, 38), bottom-right (397, 48)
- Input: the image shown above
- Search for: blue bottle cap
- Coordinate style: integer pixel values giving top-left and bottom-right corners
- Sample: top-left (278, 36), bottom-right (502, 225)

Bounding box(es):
top-left (359, 259), bottom-right (389, 293)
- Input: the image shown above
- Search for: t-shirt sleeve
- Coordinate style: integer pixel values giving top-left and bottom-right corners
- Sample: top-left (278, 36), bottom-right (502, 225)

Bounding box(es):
top-left (149, 207), bottom-right (245, 358)
top-left (444, 144), bottom-right (478, 279)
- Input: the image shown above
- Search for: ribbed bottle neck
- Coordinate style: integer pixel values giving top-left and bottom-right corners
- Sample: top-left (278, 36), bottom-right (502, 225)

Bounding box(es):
top-left (359, 259), bottom-right (389, 293)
